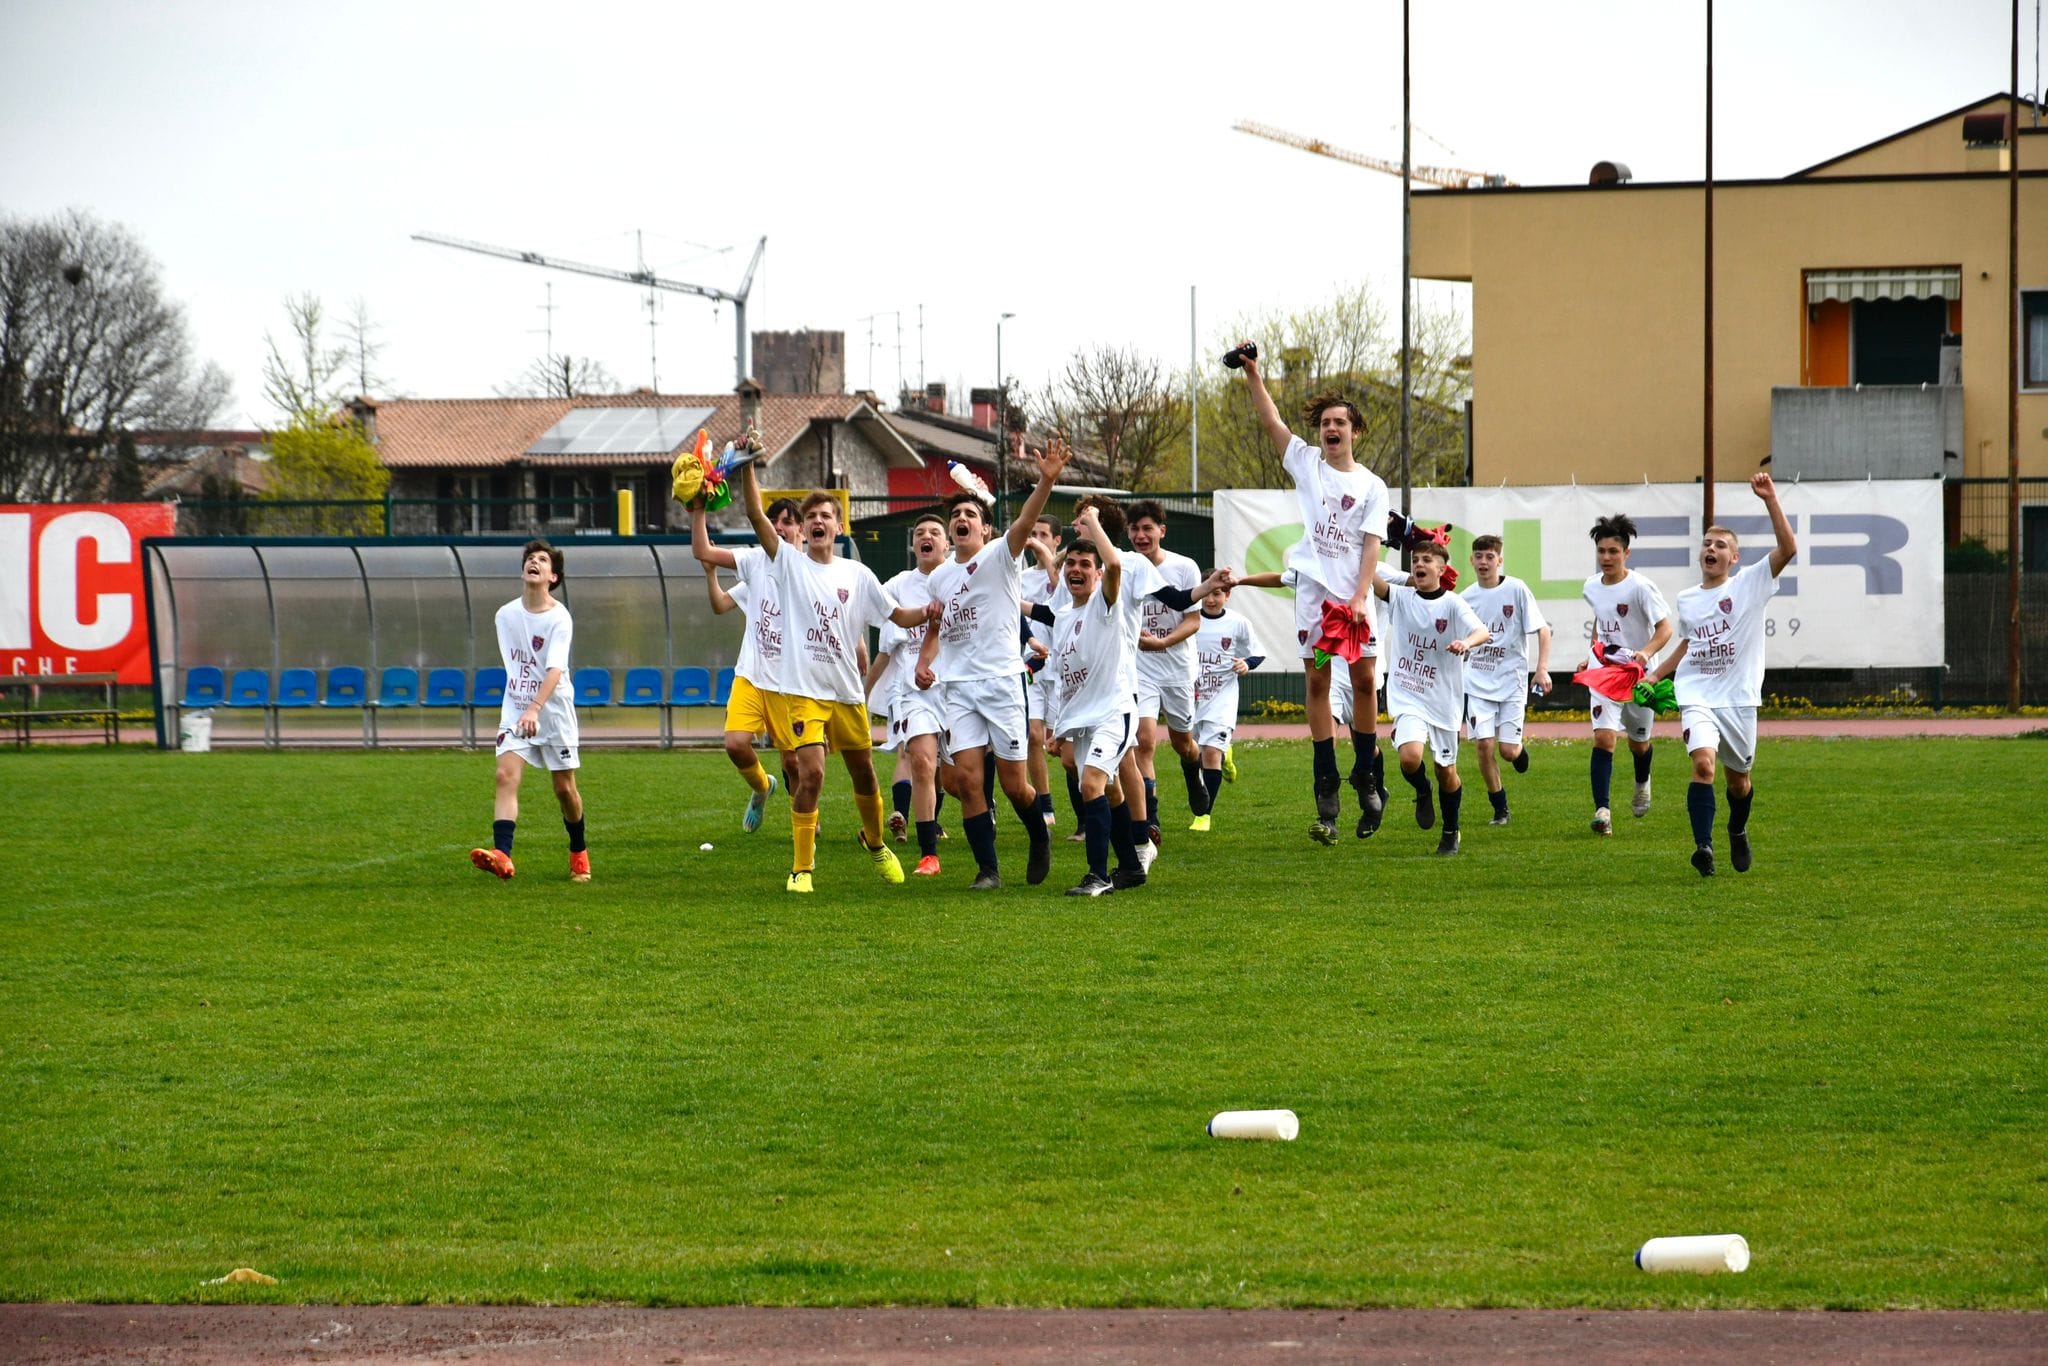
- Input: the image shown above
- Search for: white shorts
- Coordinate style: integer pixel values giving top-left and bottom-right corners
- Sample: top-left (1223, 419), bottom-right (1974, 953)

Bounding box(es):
top-left (1026, 671), bottom-right (1050, 724)
top-left (1589, 695), bottom-right (1656, 743)
top-left (1393, 711), bottom-right (1458, 768)
top-left (1062, 711), bottom-right (1136, 778)
top-left (1680, 704), bottom-right (1757, 774)
top-left (1192, 689), bottom-right (1237, 751)
top-left (942, 674), bottom-right (1029, 765)
top-left (496, 727), bottom-right (580, 771)
top-left (1295, 577), bottom-right (1379, 661)
top-left (879, 686), bottom-right (945, 753)
top-left (1135, 675), bottom-right (1196, 734)
top-left (1465, 691), bottom-right (1527, 745)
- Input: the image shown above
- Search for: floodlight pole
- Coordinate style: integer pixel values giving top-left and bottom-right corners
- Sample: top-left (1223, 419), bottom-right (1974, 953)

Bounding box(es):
top-left (1399, 0), bottom-right (1413, 516)
top-left (1703, 0), bottom-right (1716, 528)
top-left (2009, 0), bottom-right (2023, 711)
top-left (997, 312), bottom-right (1015, 523)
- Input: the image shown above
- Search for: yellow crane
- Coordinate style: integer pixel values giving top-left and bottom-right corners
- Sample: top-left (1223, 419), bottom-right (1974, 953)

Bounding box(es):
top-left (1232, 120), bottom-right (1513, 189)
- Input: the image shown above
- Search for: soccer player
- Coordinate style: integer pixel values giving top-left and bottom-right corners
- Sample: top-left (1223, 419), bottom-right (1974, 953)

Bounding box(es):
top-left (470, 539), bottom-right (589, 883)
top-left (740, 467), bottom-right (936, 893)
top-left (1578, 513), bottom-right (1673, 836)
top-left (1020, 508), bottom-right (1066, 832)
top-left (1231, 342), bottom-right (1390, 845)
top-left (913, 439), bottom-right (1071, 890)
top-left (1648, 472), bottom-right (1797, 877)
top-left (866, 511), bottom-right (949, 875)
top-left (691, 498), bottom-right (803, 833)
top-left (1128, 500), bottom-right (1204, 853)
top-left (1187, 580), bottom-right (1264, 831)
top-left (1461, 534), bottom-right (1553, 826)
top-left (1371, 539), bottom-right (1489, 855)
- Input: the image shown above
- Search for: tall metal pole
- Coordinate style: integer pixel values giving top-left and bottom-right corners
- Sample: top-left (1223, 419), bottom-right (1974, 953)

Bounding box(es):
top-left (1399, 0), bottom-right (1413, 515)
top-left (1190, 285), bottom-right (1200, 489)
top-left (1703, 0), bottom-right (1716, 527)
top-left (997, 312), bottom-right (1015, 522)
top-left (2009, 0), bottom-right (2024, 711)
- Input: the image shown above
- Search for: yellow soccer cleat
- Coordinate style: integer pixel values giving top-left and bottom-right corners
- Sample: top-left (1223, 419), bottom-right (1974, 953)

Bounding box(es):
top-left (1188, 813), bottom-right (1211, 833)
top-left (786, 870), bottom-right (814, 894)
top-left (862, 835), bottom-right (905, 884)
top-left (1222, 746), bottom-right (1238, 783)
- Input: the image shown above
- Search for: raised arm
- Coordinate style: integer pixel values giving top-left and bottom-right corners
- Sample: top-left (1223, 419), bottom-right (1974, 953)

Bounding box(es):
top-left (1754, 471), bottom-right (1798, 576)
top-left (1075, 505), bottom-right (1122, 605)
top-left (705, 564), bottom-right (738, 615)
top-left (1004, 433), bottom-right (1073, 558)
top-left (739, 464), bottom-right (779, 560)
top-left (1236, 342), bottom-right (1293, 456)
top-left (691, 504), bottom-right (738, 570)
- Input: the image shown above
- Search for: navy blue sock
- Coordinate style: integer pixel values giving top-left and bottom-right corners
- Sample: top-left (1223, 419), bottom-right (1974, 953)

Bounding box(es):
top-left (892, 779), bottom-right (912, 820)
top-left (1489, 787), bottom-right (1508, 816)
top-left (1311, 736), bottom-right (1339, 790)
top-left (493, 819), bottom-right (515, 856)
top-left (1373, 748), bottom-right (1388, 798)
top-left (1403, 761), bottom-right (1431, 795)
top-left (1591, 748), bottom-right (1614, 808)
top-left (1687, 781), bottom-right (1716, 848)
top-left (1065, 766), bottom-right (1084, 819)
top-left (1728, 785), bottom-right (1753, 835)
top-left (1035, 790), bottom-right (1054, 817)
top-left (1082, 795), bottom-right (1113, 878)
top-left (1634, 746), bottom-right (1654, 785)
top-left (982, 757), bottom-right (997, 805)
top-left (1201, 766), bottom-right (1224, 812)
top-left (1182, 758), bottom-right (1207, 814)
top-left (916, 819), bottom-right (939, 857)
top-left (964, 810), bottom-right (999, 874)
top-left (1009, 791), bottom-right (1048, 844)
top-left (934, 790), bottom-right (947, 819)
top-left (1348, 728), bottom-right (1378, 786)
top-left (1440, 783), bottom-right (1462, 834)
top-left (1110, 802), bottom-right (1141, 872)
top-left (1143, 778), bottom-right (1159, 834)
top-left (564, 817), bottom-right (586, 854)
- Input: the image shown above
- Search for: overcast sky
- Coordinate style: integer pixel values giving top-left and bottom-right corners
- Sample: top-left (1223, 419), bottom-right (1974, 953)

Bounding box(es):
top-left (0, 0), bottom-right (2030, 430)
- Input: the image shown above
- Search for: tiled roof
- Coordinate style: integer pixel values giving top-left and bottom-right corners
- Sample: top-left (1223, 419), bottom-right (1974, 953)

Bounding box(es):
top-left (366, 392), bottom-right (912, 470)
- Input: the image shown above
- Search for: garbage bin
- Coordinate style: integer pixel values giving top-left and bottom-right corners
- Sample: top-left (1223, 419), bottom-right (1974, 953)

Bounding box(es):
top-left (179, 710), bottom-right (214, 753)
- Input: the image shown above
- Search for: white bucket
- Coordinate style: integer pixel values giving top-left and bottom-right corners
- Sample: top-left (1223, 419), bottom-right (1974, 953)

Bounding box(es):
top-left (1207, 1109), bottom-right (1299, 1141)
top-left (1636, 1233), bottom-right (1750, 1274)
top-left (179, 711), bottom-right (214, 753)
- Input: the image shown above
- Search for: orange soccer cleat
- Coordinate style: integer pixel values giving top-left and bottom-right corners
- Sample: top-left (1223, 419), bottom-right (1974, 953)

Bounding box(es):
top-left (569, 849), bottom-right (591, 883)
top-left (470, 848), bottom-right (515, 881)
top-left (913, 854), bottom-right (941, 876)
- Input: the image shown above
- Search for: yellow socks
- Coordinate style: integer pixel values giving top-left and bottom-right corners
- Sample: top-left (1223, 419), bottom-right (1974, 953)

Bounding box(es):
top-left (792, 809), bottom-right (818, 872)
top-left (738, 757), bottom-right (772, 794)
top-left (853, 791), bottom-right (886, 848)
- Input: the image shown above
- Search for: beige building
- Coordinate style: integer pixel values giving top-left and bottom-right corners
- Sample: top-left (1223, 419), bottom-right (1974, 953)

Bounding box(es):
top-left (1414, 93), bottom-right (2047, 525)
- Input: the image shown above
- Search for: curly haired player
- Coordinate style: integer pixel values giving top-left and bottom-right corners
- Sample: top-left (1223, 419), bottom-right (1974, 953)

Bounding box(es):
top-left (1577, 512), bottom-right (1673, 835)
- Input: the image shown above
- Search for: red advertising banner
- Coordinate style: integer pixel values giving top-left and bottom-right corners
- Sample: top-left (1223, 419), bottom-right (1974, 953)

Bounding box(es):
top-left (1, 503), bottom-right (175, 683)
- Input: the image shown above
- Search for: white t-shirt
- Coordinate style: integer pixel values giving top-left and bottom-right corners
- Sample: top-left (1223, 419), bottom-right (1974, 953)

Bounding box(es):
top-left (769, 548), bottom-right (900, 706)
top-left (1193, 608), bottom-right (1258, 708)
top-left (1283, 434), bottom-right (1388, 598)
top-left (1137, 548), bottom-right (1202, 689)
top-left (1382, 584), bottom-right (1487, 730)
top-left (1020, 560), bottom-right (1055, 669)
top-left (1674, 558), bottom-right (1779, 709)
top-left (730, 546), bottom-right (786, 692)
top-left (1460, 575), bottom-right (1549, 702)
top-left (1582, 570), bottom-right (1669, 665)
top-left (1118, 554), bottom-right (1165, 698)
top-left (494, 598), bottom-right (579, 745)
top-left (926, 539), bottom-right (1023, 683)
top-left (1051, 576), bottom-right (1141, 735)
top-left (873, 566), bottom-right (935, 716)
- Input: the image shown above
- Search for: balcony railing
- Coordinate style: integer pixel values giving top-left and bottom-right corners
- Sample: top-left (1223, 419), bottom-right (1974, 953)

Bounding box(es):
top-left (1769, 384), bottom-right (1962, 481)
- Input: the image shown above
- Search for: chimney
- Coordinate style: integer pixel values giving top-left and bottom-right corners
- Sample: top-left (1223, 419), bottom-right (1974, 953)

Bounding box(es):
top-left (736, 376), bottom-right (763, 436)
top-left (348, 395), bottom-right (379, 444)
top-left (924, 381), bottom-right (946, 413)
top-left (969, 386), bottom-right (1001, 430)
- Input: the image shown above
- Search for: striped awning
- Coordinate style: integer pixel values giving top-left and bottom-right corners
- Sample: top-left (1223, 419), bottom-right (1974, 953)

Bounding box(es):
top-left (1806, 267), bottom-right (1961, 304)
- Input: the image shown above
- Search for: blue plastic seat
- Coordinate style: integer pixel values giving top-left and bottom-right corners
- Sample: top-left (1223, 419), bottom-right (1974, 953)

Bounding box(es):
top-left (671, 666), bottom-right (714, 706)
top-left (620, 667), bottom-right (663, 706)
top-left (275, 669), bottom-right (317, 709)
top-left (573, 667), bottom-right (612, 707)
top-left (224, 669), bottom-right (270, 708)
top-left (423, 667), bottom-right (467, 708)
top-left (374, 667), bottom-right (419, 708)
top-left (472, 668), bottom-right (507, 709)
top-left (321, 666), bottom-right (367, 707)
top-left (179, 666), bottom-right (226, 710)
top-left (712, 666), bottom-right (735, 707)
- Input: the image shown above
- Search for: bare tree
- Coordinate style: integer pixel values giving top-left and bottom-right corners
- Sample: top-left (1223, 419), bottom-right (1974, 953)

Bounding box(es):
top-left (1037, 344), bottom-right (1189, 492)
top-left (0, 208), bottom-right (231, 501)
top-left (338, 295), bottom-right (392, 398)
top-left (262, 293), bottom-right (349, 421)
top-left (495, 354), bottom-right (622, 399)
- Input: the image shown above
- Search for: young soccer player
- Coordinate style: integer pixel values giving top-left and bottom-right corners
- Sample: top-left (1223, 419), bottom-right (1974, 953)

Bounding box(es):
top-left (1186, 580), bottom-right (1264, 831)
top-left (1128, 500), bottom-right (1205, 854)
top-left (1231, 342), bottom-right (1390, 845)
top-left (1578, 513), bottom-right (1673, 836)
top-left (1371, 540), bottom-right (1490, 855)
top-left (913, 439), bottom-right (1070, 890)
top-left (740, 467), bottom-right (936, 893)
top-left (470, 540), bottom-right (589, 883)
top-left (1020, 506), bottom-right (1066, 832)
top-left (1461, 534), bottom-right (1553, 826)
top-left (692, 497), bottom-right (802, 832)
top-left (1648, 472), bottom-right (1797, 877)
top-left (866, 512), bottom-right (949, 875)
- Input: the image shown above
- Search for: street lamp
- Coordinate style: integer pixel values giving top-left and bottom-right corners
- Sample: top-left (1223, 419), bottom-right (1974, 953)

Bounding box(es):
top-left (996, 312), bottom-right (1016, 520)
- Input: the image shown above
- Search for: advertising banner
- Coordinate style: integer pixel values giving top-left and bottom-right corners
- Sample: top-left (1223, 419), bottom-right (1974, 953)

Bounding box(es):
top-left (1214, 480), bottom-right (1942, 672)
top-left (1, 503), bottom-right (176, 682)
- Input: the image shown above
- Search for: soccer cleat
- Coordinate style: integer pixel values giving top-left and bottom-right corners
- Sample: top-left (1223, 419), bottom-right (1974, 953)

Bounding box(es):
top-left (1510, 747), bottom-right (1530, 775)
top-left (1066, 872), bottom-right (1116, 897)
top-left (1222, 746), bottom-right (1237, 783)
top-left (1435, 830), bottom-right (1461, 856)
top-left (744, 775), bottom-right (779, 834)
top-left (913, 854), bottom-right (942, 877)
top-left (1065, 829), bottom-right (1087, 843)
top-left (1026, 835), bottom-right (1051, 886)
top-left (1730, 828), bottom-right (1752, 873)
top-left (568, 849), bottom-right (591, 883)
top-left (470, 848), bottom-right (515, 881)
top-left (861, 835), bottom-right (905, 884)
top-left (1489, 811), bottom-right (1510, 827)
top-left (1632, 778), bottom-right (1653, 818)
top-left (786, 870), bottom-right (814, 894)
top-left (1136, 838), bottom-right (1158, 874)
top-left (1309, 819), bottom-right (1338, 846)
top-left (1414, 782), bottom-right (1436, 831)
top-left (969, 869), bottom-right (1003, 891)
top-left (1591, 807), bottom-right (1613, 836)
top-left (1111, 866), bottom-right (1147, 890)
top-left (887, 810), bottom-right (907, 843)
top-left (1188, 813), bottom-right (1211, 833)
top-left (1691, 843), bottom-right (1716, 878)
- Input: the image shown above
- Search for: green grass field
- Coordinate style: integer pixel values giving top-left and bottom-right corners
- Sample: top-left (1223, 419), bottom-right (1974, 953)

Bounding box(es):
top-left (2, 739), bottom-right (2043, 1309)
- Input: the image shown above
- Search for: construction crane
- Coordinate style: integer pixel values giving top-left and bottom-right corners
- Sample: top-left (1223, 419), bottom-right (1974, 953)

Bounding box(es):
top-left (412, 230), bottom-right (768, 389)
top-left (1232, 120), bottom-right (1514, 189)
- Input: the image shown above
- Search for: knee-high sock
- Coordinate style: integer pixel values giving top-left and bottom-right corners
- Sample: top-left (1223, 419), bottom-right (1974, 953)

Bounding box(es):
top-left (1372, 747), bottom-right (1387, 799)
top-left (1143, 778), bottom-right (1158, 833)
top-left (964, 809), bottom-right (999, 874)
top-left (1311, 736), bottom-right (1339, 791)
top-left (853, 790), bottom-right (885, 847)
top-left (1728, 785), bottom-right (1753, 834)
top-left (1439, 782), bottom-right (1462, 834)
top-left (1591, 748), bottom-right (1614, 808)
top-left (1009, 790), bottom-right (1048, 844)
top-left (493, 819), bottom-right (515, 856)
top-left (1349, 728), bottom-right (1378, 786)
top-left (1404, 761), bottom-right (1432, 796)
top-left (1110, 802), bottom-right (1141, 872)
top-left (916, 819), bottom-right (940, 857)
top-left (1035, 789), bottom-right (1054, 817)
top-left (1065, 765), bottom-right (1084, 819)
top-left (1201, 766), bottom-right (1224, 813)
top-left (1083, 795), bottom-right (1113, 878)
top-left (1687, 781), bottom-right (1716, 848)
top-left (792, 809), bottom-right (818, 873)
top-left (1633, 746), bottom-right (1654, 785)
top-left (1182, 757), bottom-right (1207, 815)
top-left (891, 778), bottom-right (911, 820)
top-left (739, 756), bottom-right (772, 794)
top-left (564, 817), bottom-right (586, 853)
top-left (982, 757), bottom-right (997, 805)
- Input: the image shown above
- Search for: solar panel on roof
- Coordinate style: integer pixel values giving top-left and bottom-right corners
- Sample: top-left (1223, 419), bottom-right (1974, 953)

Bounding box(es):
top-left (526, 406), bottom-right (716, 456)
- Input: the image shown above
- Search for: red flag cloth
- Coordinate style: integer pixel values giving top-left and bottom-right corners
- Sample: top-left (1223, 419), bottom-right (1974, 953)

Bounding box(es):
top-left (1573, 639), bottom-right (1647, 703)
top-left (1315, 597), bottom-right (1374, 665)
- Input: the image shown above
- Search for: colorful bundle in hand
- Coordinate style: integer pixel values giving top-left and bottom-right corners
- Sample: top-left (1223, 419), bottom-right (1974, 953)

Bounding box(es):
top-left (1386, 511), bottom-right (1459, 590)
top-left (1574, 640), bottom-right (1647, 703)
top-left (1312, 596), bottom-right (1374, 669)
top-left (670, 425), bottom-right (763, 511)
top-left (1632, 676), bottom-right (1679, 715)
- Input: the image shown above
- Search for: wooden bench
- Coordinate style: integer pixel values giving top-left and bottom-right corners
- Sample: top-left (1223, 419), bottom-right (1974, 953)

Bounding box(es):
top-left (1, 673), bottom-right (121, 748)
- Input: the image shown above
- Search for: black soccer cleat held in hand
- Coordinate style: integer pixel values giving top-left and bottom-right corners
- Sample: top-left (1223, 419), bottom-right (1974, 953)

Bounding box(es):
top-left (1222, 341), bottom-right (1259, 369)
